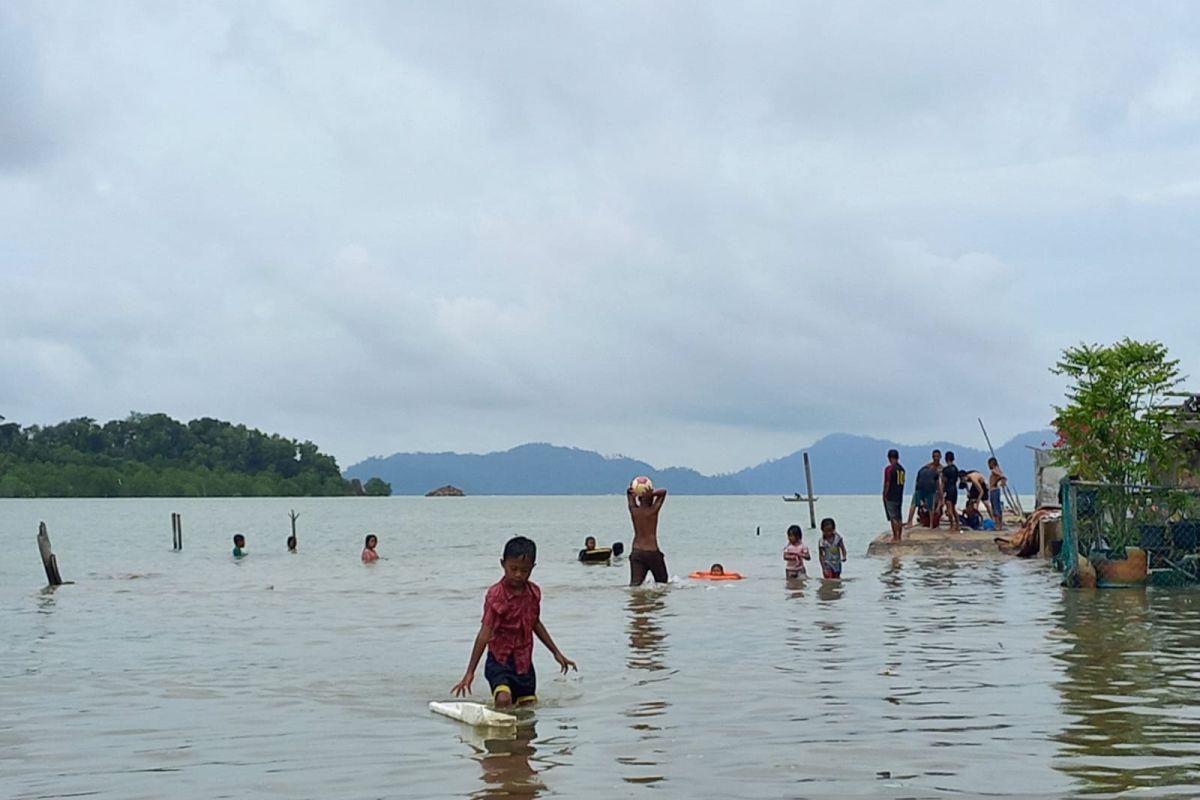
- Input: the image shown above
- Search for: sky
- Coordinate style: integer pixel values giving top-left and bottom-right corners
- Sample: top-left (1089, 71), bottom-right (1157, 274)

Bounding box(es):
top-left (2, 2), bottom-right (1198, 474)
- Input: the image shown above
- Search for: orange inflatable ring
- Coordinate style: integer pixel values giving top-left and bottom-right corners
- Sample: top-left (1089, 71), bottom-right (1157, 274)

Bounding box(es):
top-left (689, 570), bottom-right (744, 580)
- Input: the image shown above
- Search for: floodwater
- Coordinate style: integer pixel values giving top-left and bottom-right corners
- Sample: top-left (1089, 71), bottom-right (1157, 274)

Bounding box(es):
top-left (2, 495), bottom-right (1199, 799)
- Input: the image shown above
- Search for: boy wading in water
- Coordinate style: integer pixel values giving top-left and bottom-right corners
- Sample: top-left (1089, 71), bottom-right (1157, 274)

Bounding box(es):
top-left (452, 536), bottom-right (576, 707)
top-left (627, 483), bottom-right (669, 585)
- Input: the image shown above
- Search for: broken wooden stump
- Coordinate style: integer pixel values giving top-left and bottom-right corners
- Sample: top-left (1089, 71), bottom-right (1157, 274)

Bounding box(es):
top-left (37, 521), bottom-right (63, 586)
top-left (288, 509), bottom-right (300, 551)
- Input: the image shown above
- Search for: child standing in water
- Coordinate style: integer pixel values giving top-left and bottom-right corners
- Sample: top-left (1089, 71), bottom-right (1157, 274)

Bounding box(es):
top-left (362, 534), bottom-right (379, 563)
top-left (232, 534), bottom-right (247, 558)
top-left (452, 536), bottom-right (576, 708)
top-left (627, 483), bottom-right (669, 586)
top-left (817, 518), bottom-right (847, 579)
top-left (783, 525), bottom-right (811, 578)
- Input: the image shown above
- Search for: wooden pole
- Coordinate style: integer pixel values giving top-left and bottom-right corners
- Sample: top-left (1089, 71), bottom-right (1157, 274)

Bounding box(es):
top-left (803, 452), bottom-right (817, 529)
top-left (37, 522), bottom-right (63, 586)
top-left (171, 512), bottom-right (183, 551)
top-left (978, 417), bottom-right (1027, 519)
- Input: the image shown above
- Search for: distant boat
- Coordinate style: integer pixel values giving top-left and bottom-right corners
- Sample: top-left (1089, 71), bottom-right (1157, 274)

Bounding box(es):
top-left (783, 493), bottom-right (818, 502)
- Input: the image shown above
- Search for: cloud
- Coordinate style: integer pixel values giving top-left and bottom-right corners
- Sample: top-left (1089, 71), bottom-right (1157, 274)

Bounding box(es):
top-left (1, 2), bottom-right (1197, 473)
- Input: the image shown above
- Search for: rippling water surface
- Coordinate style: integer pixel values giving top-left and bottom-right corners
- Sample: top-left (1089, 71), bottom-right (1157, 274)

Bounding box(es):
top-left (3, 495), bottom-right (1199, 798)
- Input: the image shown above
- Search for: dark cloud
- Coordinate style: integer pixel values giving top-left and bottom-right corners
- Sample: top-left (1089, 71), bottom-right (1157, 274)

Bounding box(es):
top-left (1, 2), bottom-right (1197, 472)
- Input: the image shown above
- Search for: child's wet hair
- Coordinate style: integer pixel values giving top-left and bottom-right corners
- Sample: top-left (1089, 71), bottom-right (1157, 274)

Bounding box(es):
top-left (233, 533), bottom-right (245, 546)
top-left (364, 533), bottom-right (377, 547)
top-left (820, 517), bottom-right (836, 531)
top-left (503, 535), bottom-right (537, 562)
top-left (787, 524), bottom-right (803, 539)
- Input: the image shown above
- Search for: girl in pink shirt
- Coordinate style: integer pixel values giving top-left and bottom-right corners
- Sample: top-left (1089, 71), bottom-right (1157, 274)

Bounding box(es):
top-left (783, 525), bottom-right (811, 578)
top-left (362, 533), bottom-right (379, 563)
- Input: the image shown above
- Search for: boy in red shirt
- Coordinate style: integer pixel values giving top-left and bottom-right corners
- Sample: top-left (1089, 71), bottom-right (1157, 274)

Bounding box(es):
top-left (451, 536), bottom-right (576, 707)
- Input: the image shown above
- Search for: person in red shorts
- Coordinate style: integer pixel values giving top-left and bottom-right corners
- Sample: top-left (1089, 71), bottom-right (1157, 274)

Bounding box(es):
top-left (451, 536), bottom-right (576, 707)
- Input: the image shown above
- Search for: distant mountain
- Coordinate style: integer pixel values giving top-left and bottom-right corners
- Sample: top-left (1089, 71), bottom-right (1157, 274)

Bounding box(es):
top-left (344, 431), bottom-right (1053, 495)
top-left (734, 430), bottom-right (1051, 494)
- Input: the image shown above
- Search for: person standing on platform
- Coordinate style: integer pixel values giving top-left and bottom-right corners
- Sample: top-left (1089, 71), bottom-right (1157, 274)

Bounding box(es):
top-left (942, 451), bottom-right (962, 532)
top-left (882, 449), bottom-right (906, 542)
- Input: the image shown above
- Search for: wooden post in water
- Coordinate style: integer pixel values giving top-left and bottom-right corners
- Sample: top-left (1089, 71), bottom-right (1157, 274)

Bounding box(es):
top-left (803, 452), bottom-right (817, 529)
top-left (171, 512), bottom-right (183, 551)
top-left (288, 509), bottom-right (300, 551)
top-left (37, 522), bottom-right (63, 586)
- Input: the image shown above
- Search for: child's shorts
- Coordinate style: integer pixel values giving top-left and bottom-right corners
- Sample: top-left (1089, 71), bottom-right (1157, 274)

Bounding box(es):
top-left (822, 565), bottom-right (842, 579)
top-left (785, 568), bottom-right (806, 579)
top-left (485, 652), bottom-right (537, 703)
top-left (989, 488), bottom-right (1003, 518)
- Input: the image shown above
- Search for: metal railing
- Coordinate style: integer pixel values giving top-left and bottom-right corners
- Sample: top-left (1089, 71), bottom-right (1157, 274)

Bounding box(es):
top-left (1058, 480), bottom-right (1200, 586)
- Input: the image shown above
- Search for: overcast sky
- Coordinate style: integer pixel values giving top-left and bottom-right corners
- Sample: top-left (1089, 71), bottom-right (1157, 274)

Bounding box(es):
top-left (2, 2), bottom-right (1197, 474)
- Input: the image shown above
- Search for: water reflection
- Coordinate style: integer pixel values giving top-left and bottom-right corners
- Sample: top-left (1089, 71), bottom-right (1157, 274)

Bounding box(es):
top-left (816, 578), bottom-right (845, 604)
top-left (470, 723), bottom-right (544, 799)
top-left (626, 590), bottom-right (668, 672)
top-left (879, 556), bottom-right (904, 601)
top-left (1055, 589), bottom-right (1200, 796)
top-left (37, 585), bottom-right (60, 613)
top-left (621, 590), bottom-right (670, 786)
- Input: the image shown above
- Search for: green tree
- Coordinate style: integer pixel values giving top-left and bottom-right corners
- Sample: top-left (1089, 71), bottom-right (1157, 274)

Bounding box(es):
top-left (1051, 338), bottom-right (1183, 485)
top-left (0, 411), bottom-right (353, 497)
top-left (364, 477), bottom-right (392, 496)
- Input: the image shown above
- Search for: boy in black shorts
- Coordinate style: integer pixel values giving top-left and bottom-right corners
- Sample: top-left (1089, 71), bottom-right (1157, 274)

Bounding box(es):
top-left (628, 483), bottom-right (669, 585)
top-left (451, 536), bottom-right (576, 707)
top-left (942, 451), bottom-right (961, 532)
top-left (882, 449), bottom-right (906, 542)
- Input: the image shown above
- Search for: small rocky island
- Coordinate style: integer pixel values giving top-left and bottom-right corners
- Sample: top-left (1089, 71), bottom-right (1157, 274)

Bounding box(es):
top-left (425, 484), bottom-right (465, 497)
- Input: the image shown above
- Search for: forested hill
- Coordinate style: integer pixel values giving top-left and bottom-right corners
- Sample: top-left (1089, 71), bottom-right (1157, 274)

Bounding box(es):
top-left (0, 413), bottom-right (379, 498)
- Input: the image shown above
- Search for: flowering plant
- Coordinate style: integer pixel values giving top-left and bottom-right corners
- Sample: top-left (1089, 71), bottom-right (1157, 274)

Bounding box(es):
top-left (1050, 339), bottom-right (1182, 486)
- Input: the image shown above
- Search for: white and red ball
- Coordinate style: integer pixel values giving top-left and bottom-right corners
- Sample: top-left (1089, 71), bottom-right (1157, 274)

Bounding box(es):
top-left (629, 475), bottom-right (654, 496)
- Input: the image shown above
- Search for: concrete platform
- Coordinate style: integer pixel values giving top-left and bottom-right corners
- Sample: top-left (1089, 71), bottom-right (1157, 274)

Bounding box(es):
top-left (866, 526), bottom-right (1005, 558)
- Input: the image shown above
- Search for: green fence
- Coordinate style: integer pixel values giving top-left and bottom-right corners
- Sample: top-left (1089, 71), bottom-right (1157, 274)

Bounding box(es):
top-left (1058, 480), bottom-right (1200, 587)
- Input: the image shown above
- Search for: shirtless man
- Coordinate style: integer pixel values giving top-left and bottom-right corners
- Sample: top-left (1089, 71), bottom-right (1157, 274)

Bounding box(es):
top-left (960, 468), bottom-right (988, 518)
top-left (627, 485), bottom-right (669, 585)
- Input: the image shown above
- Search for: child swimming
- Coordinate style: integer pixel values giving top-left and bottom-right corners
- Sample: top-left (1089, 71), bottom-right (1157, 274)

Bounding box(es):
top-left (452, 536), bottom-right (576, 708)
top-left (708, 563), bottom-right (725, 576)
top-left (783, 525), bottom-right (811, 578)
top-left (232, 533), bottom-right (246, 558)
top-left (362, 534), bottom-right (379, 563)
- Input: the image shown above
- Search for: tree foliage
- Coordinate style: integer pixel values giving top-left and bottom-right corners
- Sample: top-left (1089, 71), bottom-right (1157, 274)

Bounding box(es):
top-left (1051, 339), bottom-right (1183, 485)
top-left (363, 477), bottom-right (392, 496)
top-left (0, 412), bottom-right (380, 498)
